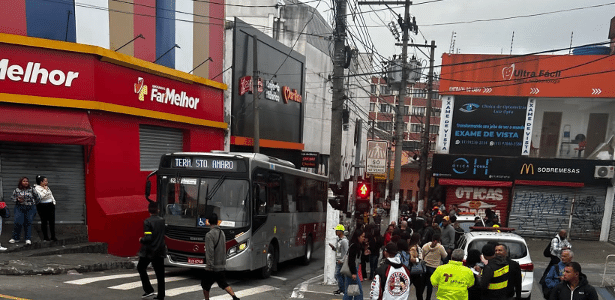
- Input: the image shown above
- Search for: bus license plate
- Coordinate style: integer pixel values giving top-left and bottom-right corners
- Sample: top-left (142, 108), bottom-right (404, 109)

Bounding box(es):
top-left (188, 257), bottom-right (204, 264)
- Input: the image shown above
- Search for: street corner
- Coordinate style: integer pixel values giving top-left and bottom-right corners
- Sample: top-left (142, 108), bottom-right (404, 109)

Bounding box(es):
top-left (291, 275), bottom-right (372, 299)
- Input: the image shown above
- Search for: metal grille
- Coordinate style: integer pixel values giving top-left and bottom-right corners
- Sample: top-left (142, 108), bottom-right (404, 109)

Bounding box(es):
top-left (509, 185), bottom-right (606, 240)
top-left (0, 142), bottom-right (85, 223)
top-left (139, 125), bottom-right (183, 171)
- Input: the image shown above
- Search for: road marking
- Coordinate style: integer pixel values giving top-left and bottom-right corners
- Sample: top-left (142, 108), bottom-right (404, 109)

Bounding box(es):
top-left (0, 295), bottom-right (32, 300)
top-left (211, 285), bottom-right (277, 300)
top-left (64, 272), bottom-right (154, 285)
top-left (270, 275), bottom-right (287, 281)
top-left (108, 276), bottom-right (190, 290)
top-left (166, 284), bottom-right (210, 297)
top-left (291, 274), bottom-right (323, 298)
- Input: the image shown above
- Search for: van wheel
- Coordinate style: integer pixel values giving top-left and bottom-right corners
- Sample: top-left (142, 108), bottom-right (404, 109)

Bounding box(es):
top-left (260, 243), bottom-right (276, 278)
top-left (301, 236), bottom-right (313, 265)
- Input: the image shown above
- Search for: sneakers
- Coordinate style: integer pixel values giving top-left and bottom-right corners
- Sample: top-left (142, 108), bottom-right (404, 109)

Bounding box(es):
top-left (0, 244), bottom-right (6, 251)
top-left (8, 239), bottom-right (16, 244)
top-left (25, 240), bottom-right (31, 245)
top-left (333, 289), bottom-right (342, 295)
top-left (142, 292), bottom-right (156, 298)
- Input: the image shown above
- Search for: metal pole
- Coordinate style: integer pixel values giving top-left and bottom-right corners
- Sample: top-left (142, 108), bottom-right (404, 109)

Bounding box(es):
top-left (391, 0), bottom-right (412, 225)
top-left (253, 35), bottom-right (260, 153)
top-left (329, 0), bottom-right (347, 184)
top-left (351, 119), bottom-right (363, 226)
top-left (417, 41), bottom-right (436, 209)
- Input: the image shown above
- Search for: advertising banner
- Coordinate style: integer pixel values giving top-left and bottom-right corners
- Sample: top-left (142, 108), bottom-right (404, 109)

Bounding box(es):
top-left (432, 153), bottom-right (515, 180)
top-left (301, 152), bottom-right (319, 168)
top-left (445, 186), bottom-right (510, 226)
top-left (449, 96), bottom-right (528, 156)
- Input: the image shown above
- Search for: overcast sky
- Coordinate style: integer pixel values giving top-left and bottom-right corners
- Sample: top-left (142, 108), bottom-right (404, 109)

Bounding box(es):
top-left (309, 0), bottom-right (614, 76)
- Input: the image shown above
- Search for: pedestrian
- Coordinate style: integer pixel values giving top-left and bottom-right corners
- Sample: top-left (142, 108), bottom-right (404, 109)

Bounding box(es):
top-left (431, 249), bottom-right (475, 300)
top-left (548, 262), bottom-right (598, 300)
top-left (543, 230), bottom-right (572, 283)
top-left (201, 213), bottom-right (240, 300)
top-left (441, 216), bottom-right (455, 261)
top-left (542, 249), bottom-right (573, 299)
top-left (465, 249), bottom-right (483, 300)
top-left (343, 228), bottom-right (367, 300)
top-left (137, 201), bottom-right (166, 300)
top-left (422, 233), bottom-right (447, 300)
top-left (329, 223), bottom-right (349, 295)
top-left (420, 217), bottom-right (435, 245)
top-left (0, 200), bottom-right (9, 251)
top-left (34, 175), bottom-right (57, 241)
top-left (383, 224), bottom-right (395, 246)
top-left (495, 243), bottom-right (522, 300)
top-left (395, 239), bottom-right (410, 267)
top-left (367, 224), bottom-right (382, 280)
top-left (408, 233), bottom-right (425, 300)
top-left (478, 243), bottom-right (510, 300)
top-left (369, 242), bottom-right (411, 300)
top-left (9, 177), bottom-right (40, 245)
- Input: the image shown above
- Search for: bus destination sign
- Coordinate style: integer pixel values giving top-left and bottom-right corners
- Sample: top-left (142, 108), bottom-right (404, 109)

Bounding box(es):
top-left (172, 157), bottom-right (239, 171)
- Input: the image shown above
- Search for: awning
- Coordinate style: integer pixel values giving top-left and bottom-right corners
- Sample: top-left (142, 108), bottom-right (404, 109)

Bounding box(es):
top-left (514, 180), bottom-right (584, 188)
top-left (0, 105), bottom-right (95, 145)
top-left (438, 178), bottom-right (513, 187)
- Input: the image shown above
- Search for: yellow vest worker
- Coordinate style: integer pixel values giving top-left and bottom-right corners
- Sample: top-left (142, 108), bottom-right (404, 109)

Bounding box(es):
top-left (431, 249), bottom-right (475, 300)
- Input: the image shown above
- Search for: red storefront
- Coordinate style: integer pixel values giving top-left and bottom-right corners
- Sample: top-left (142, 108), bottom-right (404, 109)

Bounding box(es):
top-left (0, 33), bottom-right (226, 256)
top-left (438, 179), bottom-right (512, 226)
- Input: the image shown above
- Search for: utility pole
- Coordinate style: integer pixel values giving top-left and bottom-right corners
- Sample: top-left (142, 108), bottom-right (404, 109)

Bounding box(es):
top-left (351, 119), bottom-right (363, 222)
top-left (417, 40), bottom-right (436, 211)
top-left (253, 35), bottom-right (260, 153)
top-left (329, 0), bottom-right (347, 184)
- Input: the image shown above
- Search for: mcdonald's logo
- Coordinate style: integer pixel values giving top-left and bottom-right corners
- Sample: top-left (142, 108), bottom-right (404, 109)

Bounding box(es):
top-left (520, 163), bottom-right (534, 175)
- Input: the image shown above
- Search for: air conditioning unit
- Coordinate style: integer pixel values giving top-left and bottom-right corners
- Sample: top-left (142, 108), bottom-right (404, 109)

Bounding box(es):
top-left (594, 166), bottom-right (615, 179)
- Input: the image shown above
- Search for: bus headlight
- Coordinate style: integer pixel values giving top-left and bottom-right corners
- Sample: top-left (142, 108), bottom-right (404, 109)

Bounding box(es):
top-left (227, 241), bottom-right (248, 257)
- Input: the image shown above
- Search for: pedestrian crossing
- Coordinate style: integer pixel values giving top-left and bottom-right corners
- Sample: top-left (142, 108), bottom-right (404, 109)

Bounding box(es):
top-left (64, 271), bottom-right (278, 298)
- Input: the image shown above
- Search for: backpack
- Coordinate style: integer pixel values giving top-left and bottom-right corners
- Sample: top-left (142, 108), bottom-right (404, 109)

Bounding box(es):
top-left (539, 264), bottom-right (559, 299)
top-left (543, 240), bottom-right (552, 258)
top-left (397, 251), bottom-right (410, 267)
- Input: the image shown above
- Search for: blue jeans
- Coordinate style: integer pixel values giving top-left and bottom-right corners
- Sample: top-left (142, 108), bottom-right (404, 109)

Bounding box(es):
top-left (335, 262), bottom-right (345, 291)
top-left (13, 204), bottom-right (37, 241)
top-left (343, 271), bottom-right (363, 300)
top-left (424, 266), bottom-right (437, 300)
top-left (369, 254), bottom-right (379, 279)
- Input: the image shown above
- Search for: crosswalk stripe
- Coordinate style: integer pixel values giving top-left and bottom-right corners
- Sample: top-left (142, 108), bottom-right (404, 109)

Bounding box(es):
top-left (166, 284), bottom-right (210, 297)
top-left (108, 276), bottom-right (190, 290)
top-left (64, 272), bottom-right (154, 285)
top-left (210, 285), bottom-right (277, 300)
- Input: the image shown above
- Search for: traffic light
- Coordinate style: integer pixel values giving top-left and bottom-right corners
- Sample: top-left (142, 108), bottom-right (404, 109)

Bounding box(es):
top-left (356, 181), bottom-right (371, 200)
top-left (328, 181), bottom-right (349, 212)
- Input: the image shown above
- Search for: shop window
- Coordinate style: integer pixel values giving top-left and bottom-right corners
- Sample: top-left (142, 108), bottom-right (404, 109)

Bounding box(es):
top-left (139, 125), bottom-right (184, 171)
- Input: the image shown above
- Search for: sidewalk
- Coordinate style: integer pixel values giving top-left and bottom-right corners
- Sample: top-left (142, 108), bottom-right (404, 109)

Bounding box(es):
top-left (0, 223), bottom-right (136, 275)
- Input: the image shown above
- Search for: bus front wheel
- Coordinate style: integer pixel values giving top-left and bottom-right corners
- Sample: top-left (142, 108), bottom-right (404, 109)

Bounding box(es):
top-left (260, 243), bottom-right (277, 278)
top-left (301, 236), bottom-right (313, 265)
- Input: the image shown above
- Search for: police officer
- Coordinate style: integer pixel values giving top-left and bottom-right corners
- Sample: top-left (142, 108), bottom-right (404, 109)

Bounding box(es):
top-left (479, 243), bottom-right (510, 300)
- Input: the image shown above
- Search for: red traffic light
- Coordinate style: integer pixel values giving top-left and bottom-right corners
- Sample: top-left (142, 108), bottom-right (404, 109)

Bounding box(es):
top-left (356, 182), bottom-right (370, 200)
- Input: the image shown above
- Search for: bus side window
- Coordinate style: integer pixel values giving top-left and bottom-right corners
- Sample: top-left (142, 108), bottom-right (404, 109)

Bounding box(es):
top-left (254, 183), bottom-right (267, 215)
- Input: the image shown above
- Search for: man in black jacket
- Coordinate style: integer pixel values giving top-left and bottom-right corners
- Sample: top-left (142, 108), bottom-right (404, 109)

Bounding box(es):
top-left (549, 262), bottom-right (598, 300)
top-left (138, 201), bottom-right (167, 300)
top-left (496, 243), bottom-right (522, 300)
top-left (480, 243), bottom-right (510, 300)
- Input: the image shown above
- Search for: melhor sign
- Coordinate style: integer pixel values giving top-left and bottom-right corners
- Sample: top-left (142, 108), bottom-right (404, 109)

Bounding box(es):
top-left (366, 141), bottom-right (388, 174)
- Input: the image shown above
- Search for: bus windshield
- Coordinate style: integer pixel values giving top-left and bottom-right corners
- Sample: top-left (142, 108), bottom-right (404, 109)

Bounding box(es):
top-left (160, 176), bottom-right (249, 228)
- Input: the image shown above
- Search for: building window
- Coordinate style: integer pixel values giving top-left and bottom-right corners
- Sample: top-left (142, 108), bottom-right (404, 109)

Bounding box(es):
top-left (377, 122), bottom-right (393, 132)
top-left (410, 124), bottom-right (423, 133)
top-left (370, 84), bottom-right (377, 94)
top-left (380, 103), bottom-right (392, 113)
top-left (412, 106), bottom-right (426, 116)
top-left (139, 125), bottom-right (183, 171)
top-left (402, 106), bottom-right (409, 116)
top-left (431, 108), bottom-right (441, 117)
top-left (430, 125), bottom-right (439, 134)
top-left (380, 85), bottom-right (391, 95)
top-left (370, 103), bottom-right (376, 112)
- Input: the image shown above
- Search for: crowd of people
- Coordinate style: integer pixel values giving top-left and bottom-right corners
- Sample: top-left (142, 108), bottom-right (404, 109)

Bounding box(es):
top-left (331, 203), bottom-right (599, 300)
top-left (0, 176), bottom-right (57, 250)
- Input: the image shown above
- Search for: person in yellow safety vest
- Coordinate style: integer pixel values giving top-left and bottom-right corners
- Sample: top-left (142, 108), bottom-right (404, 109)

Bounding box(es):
top-left (479, 243), bottom-right (510, 300)
top-left (431, 248), bottom-right (475, 300)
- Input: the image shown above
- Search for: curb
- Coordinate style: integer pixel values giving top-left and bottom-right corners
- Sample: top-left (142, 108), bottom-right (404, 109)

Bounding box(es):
top-left (0, 259), bottom-right (137, 275)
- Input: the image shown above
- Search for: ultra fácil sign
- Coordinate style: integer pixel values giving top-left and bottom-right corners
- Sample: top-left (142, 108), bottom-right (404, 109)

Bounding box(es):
top-left (0, 59), bottom-right (79, 87)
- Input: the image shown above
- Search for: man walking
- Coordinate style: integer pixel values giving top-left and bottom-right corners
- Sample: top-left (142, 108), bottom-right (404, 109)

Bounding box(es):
top-left (542, 250), bottom-right (573, 299)
top-left (138, 202), bottom-right (166, 300)
top-left (543, 230), bottom-right (572, 284)
top-left (370, 243), bottom-right (411, 300)
top-left (329, 224), bottom-right (349, 295)
top-left (495, 243), bottom-right (522, 300)
top-left (549, 262), bottom-right (598, 300)
top-left (201, 213), bottom-right (240, 300)
top-left (441, 216), bottom-right (455, 261)
top-left (430, 249), bottom-right (475, 300)
top-left (479, 243), bottom-right (510, 300)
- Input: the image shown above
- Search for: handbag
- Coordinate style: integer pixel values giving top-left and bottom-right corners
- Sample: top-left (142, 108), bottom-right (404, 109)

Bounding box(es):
top-left (410, 260), bottom-right (426, 275)
top-left (347, 283), bottom-right (361, 296)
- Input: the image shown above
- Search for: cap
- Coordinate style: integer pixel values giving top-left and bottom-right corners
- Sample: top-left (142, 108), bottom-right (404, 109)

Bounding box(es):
top-left (334, 224), bottom-right (345, 231)
top-left (433, 206), bottom-right (439, 210)
top-left (443, 216), bottom-right (450, 222)
top-left (384, 242), bottom-right (398, 255)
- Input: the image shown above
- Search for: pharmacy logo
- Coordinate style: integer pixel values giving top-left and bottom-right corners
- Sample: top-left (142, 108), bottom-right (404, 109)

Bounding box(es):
top-left (134, 77), bottom-right (148, 101)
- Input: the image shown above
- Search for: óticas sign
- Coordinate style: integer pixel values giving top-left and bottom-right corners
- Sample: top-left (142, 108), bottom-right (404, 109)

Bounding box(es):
top-left (238, 76), bottom-right (263, 96)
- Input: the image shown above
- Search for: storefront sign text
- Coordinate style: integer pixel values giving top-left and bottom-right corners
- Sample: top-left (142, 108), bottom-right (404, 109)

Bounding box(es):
top-left (282, 86), bottom-right (302, 103)
top-left (0, 59), bottom-right (79, 87)
top-left (238, 76), bottom-right (263, 96)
